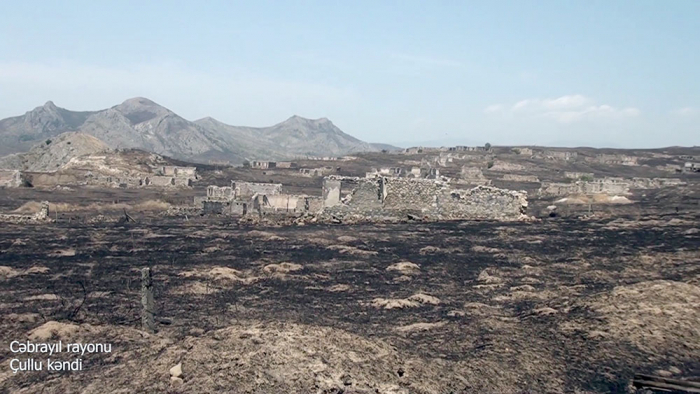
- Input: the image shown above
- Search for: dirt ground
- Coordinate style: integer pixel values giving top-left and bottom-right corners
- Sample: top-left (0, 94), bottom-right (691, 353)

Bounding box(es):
top-left (1, 208), bottom-right (699, 393)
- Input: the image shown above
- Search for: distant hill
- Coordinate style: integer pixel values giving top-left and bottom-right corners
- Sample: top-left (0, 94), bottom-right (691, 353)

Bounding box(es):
top-left (0, 132), bottom-right (110, 172)
top-left (0, 98), bottom-right (393, 163)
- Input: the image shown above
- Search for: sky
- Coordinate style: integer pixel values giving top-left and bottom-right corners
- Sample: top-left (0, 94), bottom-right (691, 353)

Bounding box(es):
top-left (0, 0), bottom-right (698, 148)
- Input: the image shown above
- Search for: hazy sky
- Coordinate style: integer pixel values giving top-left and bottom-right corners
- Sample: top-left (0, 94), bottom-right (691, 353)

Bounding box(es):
top-left (0, 0), bottom-right (698, 148)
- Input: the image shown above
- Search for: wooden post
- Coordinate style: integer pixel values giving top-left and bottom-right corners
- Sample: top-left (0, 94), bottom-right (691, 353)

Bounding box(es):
top-left (141, 267), bottom-right (156, 333)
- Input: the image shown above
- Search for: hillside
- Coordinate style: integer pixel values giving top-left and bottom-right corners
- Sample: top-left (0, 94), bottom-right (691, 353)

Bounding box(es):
top-left (0, 132), bottom-right (110, 172)
top-left (0, 98), bottom-right (388, 163)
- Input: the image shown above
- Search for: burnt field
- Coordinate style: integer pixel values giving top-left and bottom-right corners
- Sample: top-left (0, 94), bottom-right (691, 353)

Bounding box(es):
top-left (1, 213), bottom-right (699, 393)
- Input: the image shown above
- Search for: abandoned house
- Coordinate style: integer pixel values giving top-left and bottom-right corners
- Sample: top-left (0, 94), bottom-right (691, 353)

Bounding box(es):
top-left (539, 177), bottom-right (630, 196)
top-left (683, 162), bottom-right (699, 173)
top-left (196, 181), bottom-right (322, 216)
top-left (251, 161), bottom-right (276, 169)
top-left (321, 176), bottom-right (527, 221)
top-left (591, 154), bottom-right (638, 166)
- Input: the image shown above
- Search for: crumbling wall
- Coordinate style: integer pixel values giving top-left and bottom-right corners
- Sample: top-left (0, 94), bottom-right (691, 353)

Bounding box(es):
top-left (0, 169), bottom-right (23, 187)
top-left (276, 162), bottom-right (298, 169)
top-left (489, 161), bottom-right (526, 171)
top-left (261, 194), bottom-right (301, 212)
top-left (438, 186), bottom-right (528, 220)
top-left (629, 178), bottom-right (686, 189)
top-left (323, 178), bottom-right (342, 208)
top-left (564, 172), bottom-right (594, 179)
top-left (539, 178), bottom-right (630, 196)
top-left (588, 154), bottom-right (638, 166)
top-left (233, 182), bottom-right (282, 199)
top-left (501, 174), bottom-right (540, 182)
top-left (304, 197), bottom-right (323, 213)
top-left (460, 167), bottom-right (491, 185)
top-left (207, 185), bottom-right (235, 199)
top-left (160, 166), bottom-right (197, 177)
top-left (0, 201), bottom-right (51, 223)
top-left (382, 178), bottom-right (440, 212)
top-left (145, 176), bottom-right (175, 187)
top-left (324, 176), bottom-right (527, 221)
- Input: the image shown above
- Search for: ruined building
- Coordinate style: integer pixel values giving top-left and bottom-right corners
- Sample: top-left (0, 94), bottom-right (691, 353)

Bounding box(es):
top-left (501, 174), bottom-right (540, 183)
top-left (0, 169), bottom-right (25, 188)
top-left (564, 172), bottom-right (594, 180)
top-left (459, 167), bottom-right (491, 186)
top-left (683, 162), bottom-right (699, 173)
top-left (590, 154), bottom-right (638, 166)
top-left (0, 201), bottom-right (50, 223)
top-left (628, 178), bottom-right (686, 188)
top-left (365, 166), bottom-right (440, 180)
top-left (322, 176), bottom-right (527, 221)
top-left (251, 161), bottom-right (276, 169)
top-left (540, 150), bottom-right (578, 161)
top-left (539, 178), bottom-right (630, 196)
top-left (196, 181), bottom-right (322, 216)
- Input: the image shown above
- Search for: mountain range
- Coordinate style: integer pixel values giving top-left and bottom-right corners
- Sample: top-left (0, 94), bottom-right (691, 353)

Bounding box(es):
top-left (0, 98), bottom-right (392, 163)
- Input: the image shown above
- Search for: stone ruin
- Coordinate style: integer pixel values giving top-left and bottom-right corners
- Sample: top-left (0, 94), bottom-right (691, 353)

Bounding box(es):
top-left (196, 181), bottom-right (322, 216)
top-left (321, 176), bottom-right (527, 221)
top-left (365, 166), bottom-right (440, 180)
top-left (537, 150), bottom-right (578, 161)
top-left (539, 178), bottom-right (630, 196)
top-left (0, 201), bottom-right (51, 223)
top-left (501, 174), bottom-right (540, 183)
top-left (539, 175), bottom-right (687, 197)
top-left (488, 161), bottom-right (526, 172)
top-left (23, 162), bottom-right (199, 189)
top-left (447, 146), bottom-right (489, 152)
top-left (683, 162), bottom-right (699, 173)
top-left (564, 172), bottom-right (594, 180)
top-left (459, 167), bottom-right (491, 186)
top-left (300, 167), bottom-right (333, 177)
top-left (589, 154), bottom-right (638, 166)
top-left (628, 178), bottom-right (686, 189)
top-left (196, 176), bottom-right (527, 222)
top-left (0, 169), bottom-right (25, 188)
top-left (251, 161), bottom-right (276, 169)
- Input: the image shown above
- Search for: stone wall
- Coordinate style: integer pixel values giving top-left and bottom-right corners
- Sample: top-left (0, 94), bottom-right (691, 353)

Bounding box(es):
top-left (322, 178), bottom-right (342, 208)
top-left (145, 176), bottom-right (175, 187)
top-left (0, 170), bottom-right (23, 187)
top-left (323, 176), bottom-right (527, 221)
top-left (207, 186), bottom-right (234, 199)
top-left (489, 161), bottom-right (525, 171)
top-left (460, 167), bottom-right (490, 185)
top-left (590, 154), bottom-right (638, 166)
top-left (501, 174), bottom-right (540, 182)
top-left (233, 182), bottom-right (282, 199)
top-left (0, 201), bottom-right (51, 223)
top-left (539, 178), bottom-right (630, 196)
top-left (564, 172), bottom-right (594, 179)
top-left (629, 178), bottom-right (686, 189)
top-left (160, 166), bottom-right (197, 177)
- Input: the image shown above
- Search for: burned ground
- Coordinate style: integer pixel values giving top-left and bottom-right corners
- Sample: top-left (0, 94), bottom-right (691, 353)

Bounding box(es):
top-left (1, 212), bottom-right (699, 393)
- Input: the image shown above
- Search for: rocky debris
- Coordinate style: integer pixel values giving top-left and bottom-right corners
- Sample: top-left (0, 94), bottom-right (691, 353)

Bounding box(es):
top-left (169, 362), bottom-right (183, 385)
top-left (0, 201), bottom-right (52, 224)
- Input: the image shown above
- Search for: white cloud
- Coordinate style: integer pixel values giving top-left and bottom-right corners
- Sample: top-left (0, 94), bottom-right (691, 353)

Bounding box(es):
top-left (485, 95), bottom-right (640, 123)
